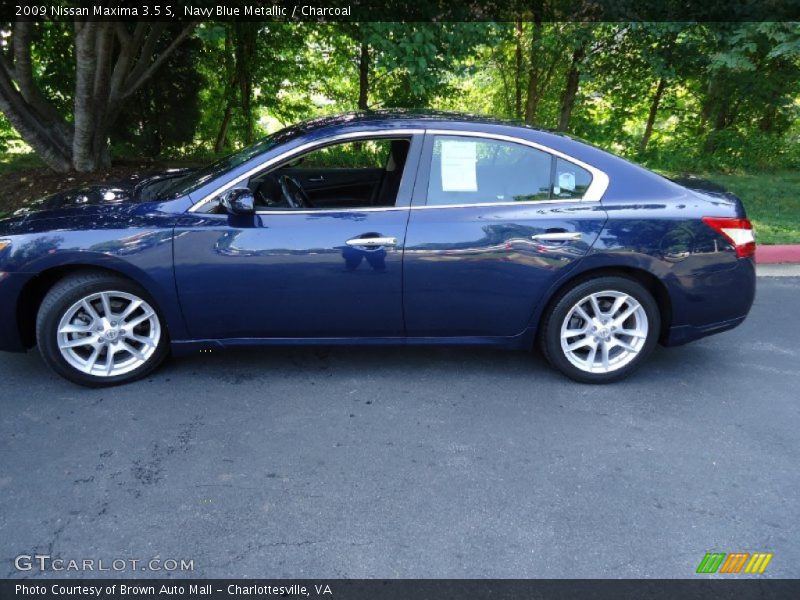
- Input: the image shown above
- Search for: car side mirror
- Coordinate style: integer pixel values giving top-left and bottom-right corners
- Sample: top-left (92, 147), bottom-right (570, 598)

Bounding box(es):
top-left (220, 188), bottom-right (255, 215)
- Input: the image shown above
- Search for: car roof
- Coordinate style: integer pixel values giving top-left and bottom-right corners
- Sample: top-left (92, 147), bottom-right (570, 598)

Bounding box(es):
top-left (281, 109), bottom-right (557, 135)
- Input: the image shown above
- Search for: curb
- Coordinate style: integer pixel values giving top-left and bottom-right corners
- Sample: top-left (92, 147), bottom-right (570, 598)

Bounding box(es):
top-left (756, 244), bottom-right (800, 265)
top-left (756, 264), bottom-right (800, 277)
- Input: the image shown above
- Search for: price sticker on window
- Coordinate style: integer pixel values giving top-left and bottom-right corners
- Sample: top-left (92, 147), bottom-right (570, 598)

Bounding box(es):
top-left (558, 171), bottom-right (576, 192)
top-left (440, 140), bottom-right (478, 192)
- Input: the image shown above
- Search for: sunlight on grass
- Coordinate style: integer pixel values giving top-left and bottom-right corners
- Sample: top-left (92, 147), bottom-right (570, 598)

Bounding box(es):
top-left (705, 172), bottom-right (800, 245)
top-left (0, 152), bottom-right (44, 176)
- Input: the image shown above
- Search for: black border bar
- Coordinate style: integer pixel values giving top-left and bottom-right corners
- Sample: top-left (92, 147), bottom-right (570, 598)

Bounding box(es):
top-left (5, 0), bottom-right (800, 22)
top-left (2, 579), bottom-right (800, 600)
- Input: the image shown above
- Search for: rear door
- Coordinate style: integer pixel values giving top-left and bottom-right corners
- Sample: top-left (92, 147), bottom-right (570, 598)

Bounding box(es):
top-left (402, 132), bottom-right (608, 338)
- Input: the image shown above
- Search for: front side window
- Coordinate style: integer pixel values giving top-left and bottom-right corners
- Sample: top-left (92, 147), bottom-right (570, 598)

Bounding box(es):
top-left (426, 135), bottom-right (592, 206)
top-left (246, 137), bottom-right (411, 211)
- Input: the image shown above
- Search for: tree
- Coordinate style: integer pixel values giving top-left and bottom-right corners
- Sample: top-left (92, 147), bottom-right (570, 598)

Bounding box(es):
top-left (699, 23), bottom-right (800, 153)
top-left (111, 35), bottom-right (204, 157)
top-left (325, 23), bottom-right (486, 111)
top-left (0, 21), bottom-right (195, 172)
top-left (198, 22), bottom-right (309, 153)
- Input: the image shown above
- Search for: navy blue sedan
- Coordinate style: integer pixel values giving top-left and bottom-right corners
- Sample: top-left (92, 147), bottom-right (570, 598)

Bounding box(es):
top-left (0, 112), bottom-right (756, 386)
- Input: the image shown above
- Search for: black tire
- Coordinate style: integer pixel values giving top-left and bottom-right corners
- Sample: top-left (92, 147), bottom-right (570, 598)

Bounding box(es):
top-left (36, 271), bottom-right (169, 387)
top-left (539, 275), bottom-right (661, 384)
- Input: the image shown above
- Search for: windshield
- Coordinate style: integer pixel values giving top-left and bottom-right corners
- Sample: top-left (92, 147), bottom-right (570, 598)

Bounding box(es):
top-left (160, 135), bottom-right (283, 199)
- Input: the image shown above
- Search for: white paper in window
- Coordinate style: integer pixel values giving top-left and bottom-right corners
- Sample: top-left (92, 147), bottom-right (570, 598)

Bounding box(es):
top-left (440, 140), bottom-right (478, 192)
top-left (558, 171), bottom-right (576, 192)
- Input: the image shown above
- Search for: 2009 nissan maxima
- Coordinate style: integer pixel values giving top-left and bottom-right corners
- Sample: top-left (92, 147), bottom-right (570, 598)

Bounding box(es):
top-left (0, 111), bottom-right (756, 387)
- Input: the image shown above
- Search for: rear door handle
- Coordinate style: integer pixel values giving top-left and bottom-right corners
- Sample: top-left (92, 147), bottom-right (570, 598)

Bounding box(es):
top-left (346, 236), bottom-right (397, 247)
top-left (531, 232), bottom-right (583, 242)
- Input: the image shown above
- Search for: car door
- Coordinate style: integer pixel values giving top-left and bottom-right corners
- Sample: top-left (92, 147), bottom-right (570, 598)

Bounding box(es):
top-left (173, 133), bottom-right (423, 340)
top-left (402, 131), bottom-right (609, 338)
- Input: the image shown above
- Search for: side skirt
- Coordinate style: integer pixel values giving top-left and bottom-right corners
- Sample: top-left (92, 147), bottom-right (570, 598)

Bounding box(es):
top-left (170, 329), bottom-right (537, 357)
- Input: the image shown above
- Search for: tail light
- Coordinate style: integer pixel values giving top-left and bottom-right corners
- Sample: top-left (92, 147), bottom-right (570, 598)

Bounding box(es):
top-left (702, 217), bottom-right (756, 258)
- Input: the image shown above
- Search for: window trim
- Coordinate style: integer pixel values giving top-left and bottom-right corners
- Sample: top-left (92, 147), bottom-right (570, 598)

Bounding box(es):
top-left (187, 127), bottom-right (609, 214)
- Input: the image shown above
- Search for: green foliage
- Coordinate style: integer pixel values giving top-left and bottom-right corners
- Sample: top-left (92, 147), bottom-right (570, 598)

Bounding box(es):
top-left (704, 171), bottom-right (800, 245)
top-left (29, 22), bottom-right (75, 116)
top-left (298, 139), bottom-right (392, 169)
top-left (0, 114), bottom-right (16, 153)
top-left (3, 20), bottom-right (799, 186)
top-left (110, 33), bottom-right (204, 157)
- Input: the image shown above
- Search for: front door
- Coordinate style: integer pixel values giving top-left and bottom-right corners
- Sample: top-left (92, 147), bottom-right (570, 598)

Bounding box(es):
top-left (173, 134), bottom-right (422, 340)
top-left (402, 133), bottom-right (608, 338)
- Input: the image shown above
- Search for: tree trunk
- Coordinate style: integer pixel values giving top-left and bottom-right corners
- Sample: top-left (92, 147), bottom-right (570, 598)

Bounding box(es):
top-left (703, 94), bottom-right (734, 154)
top-left (234, 23), bottom-right (256, 145)
top-left (72, 22), bottom-right (99, 171)
top-left (523, 16), bottom-right (543, 124)
top-left (358, 42), bottom-right (370, 110)
top-left (215, 106), bottom-right (233, 153)
top-left (557, 43), bottom-right (586, 132)
top-left (758, 89), bottom-right (781, 132)
top-left (759, 105), bottom-right (777, 132)
top-left (514, 20), bottom-right (523, 120)
top-left (0, 64), bottom-right (72, 172)
top-left (0, 21), bottom-right (196, 172)
top-left (639, 77), bottom-right (667, 153)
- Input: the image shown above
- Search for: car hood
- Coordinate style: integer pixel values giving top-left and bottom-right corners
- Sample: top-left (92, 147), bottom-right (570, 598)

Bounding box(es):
top-left (6, 168), bottom-right (194, 221)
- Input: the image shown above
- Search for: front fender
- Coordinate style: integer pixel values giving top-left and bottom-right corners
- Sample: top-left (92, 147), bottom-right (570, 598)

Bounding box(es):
top-left (2, 225), bottom-right (188, 343)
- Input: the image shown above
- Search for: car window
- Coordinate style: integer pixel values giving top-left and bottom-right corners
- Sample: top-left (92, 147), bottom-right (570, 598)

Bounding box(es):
top-left (426, 135), bottom-right (592, 206)
top-left (553, 157), bottom-right (592, 200)
top-left (427, 136), bottom-right (552, 206)
top-left (246, 137), bottom-right (411, 211)
top-left (292, 139), bottom-right (393, 169)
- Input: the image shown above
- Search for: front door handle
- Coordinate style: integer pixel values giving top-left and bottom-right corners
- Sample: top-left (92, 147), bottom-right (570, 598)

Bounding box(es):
top-left (307, 176), bottom-right (325, 183)
top-left (531, 232), bottom-right (583, 242)
top-left (346, 236), bottom-right (397, 247)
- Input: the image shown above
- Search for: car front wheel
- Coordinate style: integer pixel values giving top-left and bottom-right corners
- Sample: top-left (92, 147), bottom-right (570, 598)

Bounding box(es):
top-left (540, 276), bottom-right (661, 383)
top-left (36, 272), bottom-right (169, 387)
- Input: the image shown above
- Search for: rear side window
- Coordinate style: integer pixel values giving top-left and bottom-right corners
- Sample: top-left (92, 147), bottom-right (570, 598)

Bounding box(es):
top-left (426, 135), bottom-right (592, 205)
top-left (553, 157), bottom-right (592, 199)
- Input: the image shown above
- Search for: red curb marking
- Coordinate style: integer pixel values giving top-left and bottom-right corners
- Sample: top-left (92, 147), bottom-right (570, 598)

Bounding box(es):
top-left (756, 244), bottom-right (800, 264)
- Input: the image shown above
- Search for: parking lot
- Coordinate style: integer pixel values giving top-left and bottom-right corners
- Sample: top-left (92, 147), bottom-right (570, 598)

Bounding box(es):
top-left (1, 276), bottom-right (798, 579)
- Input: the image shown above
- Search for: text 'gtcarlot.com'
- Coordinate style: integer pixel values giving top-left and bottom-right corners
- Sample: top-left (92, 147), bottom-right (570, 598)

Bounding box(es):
top-left (14, 554), bottom-right (194, 572)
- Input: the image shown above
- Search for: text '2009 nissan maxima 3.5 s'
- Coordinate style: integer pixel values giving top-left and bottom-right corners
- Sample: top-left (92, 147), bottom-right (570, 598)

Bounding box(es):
top-left (0, 111), bottom-right (756, 387)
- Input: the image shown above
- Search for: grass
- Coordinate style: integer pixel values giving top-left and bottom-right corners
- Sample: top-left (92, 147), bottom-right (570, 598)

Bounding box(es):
top-left (1, 152), bottom-right (798, 244)
top-left (0, 151), bottom-right (45, 176)
top-left (703, 171), bottom-right (800, 245)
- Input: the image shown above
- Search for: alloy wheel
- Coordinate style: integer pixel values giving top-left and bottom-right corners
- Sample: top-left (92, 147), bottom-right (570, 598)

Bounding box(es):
top-left (56, 290), bottom-right (161, 377)
top-left (559, 290), bottom-right (649, 374)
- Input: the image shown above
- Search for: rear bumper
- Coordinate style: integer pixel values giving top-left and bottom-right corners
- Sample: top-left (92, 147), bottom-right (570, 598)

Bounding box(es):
top-left (663, 314), bottom-right (747, 346)
top-left (663, 257), bottom-right (755, 346)
top-left (0, 272), bottom-right (33, 353)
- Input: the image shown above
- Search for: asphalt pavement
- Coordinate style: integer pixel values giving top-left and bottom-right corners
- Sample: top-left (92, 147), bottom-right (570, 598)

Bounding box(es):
top-left (1, 277), bottom-right (798, 579)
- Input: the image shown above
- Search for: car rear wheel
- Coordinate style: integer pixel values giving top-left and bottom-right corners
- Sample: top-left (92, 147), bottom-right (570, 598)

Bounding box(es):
top-left (540, 276), bottom-right (660, 383)
top-left (36, 272), bottom-right (169, 387)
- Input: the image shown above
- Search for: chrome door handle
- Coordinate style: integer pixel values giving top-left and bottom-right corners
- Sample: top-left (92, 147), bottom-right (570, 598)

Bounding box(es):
top-left (345, 237), bottom-right (397, 247)
top-left (308, 176), bottom-right (325, 182)
top-left (531, 232), bottom-right (583, 242)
